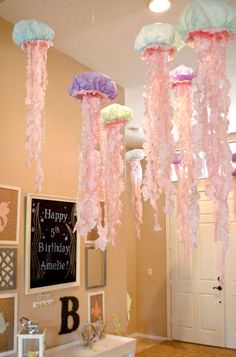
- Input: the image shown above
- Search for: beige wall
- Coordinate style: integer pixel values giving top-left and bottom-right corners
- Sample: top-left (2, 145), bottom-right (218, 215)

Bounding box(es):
top-left (0, 17), bottom-right (128, 349)
top-left (125, 163), bottom-right (137, 335)
top-left (126, 159), bottom-right (167, 338)
top-left (126, 158), bottom-right (167, 337)
top-left (137, 193), bottom-right (167, 337)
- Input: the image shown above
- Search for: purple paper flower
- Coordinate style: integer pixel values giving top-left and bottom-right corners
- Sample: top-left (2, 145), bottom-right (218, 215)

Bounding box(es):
top-left (172, 152), bottom-right (181, 165)
top-left (232, 168), bottom-right (236, 176)
top-left (170, 65), bottom-right (196, 82)
top-left (232, 153), bottom-right (236, 163)
top-left (68, 71), bottom-right (117, 100)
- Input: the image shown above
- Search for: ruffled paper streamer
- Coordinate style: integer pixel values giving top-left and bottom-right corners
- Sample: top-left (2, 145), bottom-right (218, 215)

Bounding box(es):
top-left (97, 104), bottom-right (133, 249)
top-left (171, 66), bottom-right (200, 260)
top-left (178, 0), bottom-right (236, 281)
top-left (13, 20), bottom-right (55, 192)
top-left (69, 73), bottom-right (117, 244)
top-left (135, 23), bottom-right (178, 231)
top-left (194, 33), bottom-right (232, 277)
top-left (126, 149), bottom-right (145, 240)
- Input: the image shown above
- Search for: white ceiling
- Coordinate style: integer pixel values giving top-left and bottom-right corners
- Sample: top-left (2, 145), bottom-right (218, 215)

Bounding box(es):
top-left (0, 0), bottom-right (222, 87)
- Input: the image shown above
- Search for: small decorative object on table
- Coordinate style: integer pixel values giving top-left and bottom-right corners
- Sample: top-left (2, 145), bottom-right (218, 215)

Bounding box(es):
top-left (17, 317), bottom-right (46, 357)
top-left (112, 313), bottom-right (121, 336)
top-left (79, 318), bottom-right (105, 348)
top-left (93, 318), bottom-right (105, 339)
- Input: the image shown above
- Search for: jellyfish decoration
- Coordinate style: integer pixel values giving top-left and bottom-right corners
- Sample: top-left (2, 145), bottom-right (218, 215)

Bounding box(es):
top-left (178, 0), bottom-right (236, 269)
top-left (12, 20), bottom-right (55, 192)
top-left (125, 149), bottom-right (145, 240)
top-left (135, 23), bottom-right (181, 231)
top-left (68, 72), bottom-right (117, 242)
top-left (170, 65), bottom-right (200, 258)
top-left (97, 104), bottom-right (133, 250)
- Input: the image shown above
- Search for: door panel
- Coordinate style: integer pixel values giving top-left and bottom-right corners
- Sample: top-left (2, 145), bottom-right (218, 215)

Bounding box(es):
top-left (171, 192), bottom-right (225, 347)
top-left (200, 294), bottom-right (218, 332)
top-left (178, 292), bottom-right (194, 328)
top-left (198, 224), bottom-right (216, 281)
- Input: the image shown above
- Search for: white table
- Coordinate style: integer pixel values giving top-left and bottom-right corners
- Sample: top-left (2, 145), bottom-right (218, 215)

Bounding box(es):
top-left (45, 334), bottom-right (136, 357)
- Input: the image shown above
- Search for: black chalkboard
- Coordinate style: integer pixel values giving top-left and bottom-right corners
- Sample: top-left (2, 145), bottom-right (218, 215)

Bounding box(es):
top-left (25, 195), bottom-right (79, 294)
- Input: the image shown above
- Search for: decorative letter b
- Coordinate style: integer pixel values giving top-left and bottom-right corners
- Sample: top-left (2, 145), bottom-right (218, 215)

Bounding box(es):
top-left (59, 296), bottom-right (80, 334)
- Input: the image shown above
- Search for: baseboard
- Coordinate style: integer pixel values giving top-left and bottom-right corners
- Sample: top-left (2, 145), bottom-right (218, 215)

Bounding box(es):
top-left (129, 333), bottom-right (167, 341)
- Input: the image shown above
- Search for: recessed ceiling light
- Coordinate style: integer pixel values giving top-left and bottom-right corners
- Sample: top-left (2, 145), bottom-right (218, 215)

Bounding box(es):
top-left (148, 0), bottom-right (171, 13)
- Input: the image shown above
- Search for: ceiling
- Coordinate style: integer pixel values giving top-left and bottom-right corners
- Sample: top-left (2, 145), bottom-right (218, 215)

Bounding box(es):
top-left (0, 0), bottom-right (226, 87)
top-left (1, 0), bottom-right (236, 139)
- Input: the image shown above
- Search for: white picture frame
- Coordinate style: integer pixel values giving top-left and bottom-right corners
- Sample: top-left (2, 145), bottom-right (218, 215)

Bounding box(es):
top-left (85, 246), bottom-right (106, 289)
top-left (0, 184), bottom-right (21, 245)
top-left (87, 291), bottom-right (105, 323)
top-left (0, 248), bottom-right (17, 291)
top-left (0, 293), bottom-right (17, 357)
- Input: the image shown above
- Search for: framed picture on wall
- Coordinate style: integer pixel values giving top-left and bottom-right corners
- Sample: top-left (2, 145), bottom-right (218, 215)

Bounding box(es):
top-left (0, 293), bottom-right (17, 356)
top-left (85, 246), bottom-right (106, 289)
top-left (87, 291), bottom-right (105, 323)
top-left (85, 201), bottom-right (104, 244)
top-left (25, 194), bottom-right (80, 294)
top-left (0, 185), bottom-right (21, 245)
top-left (0, 248), bottom-right (17, 291)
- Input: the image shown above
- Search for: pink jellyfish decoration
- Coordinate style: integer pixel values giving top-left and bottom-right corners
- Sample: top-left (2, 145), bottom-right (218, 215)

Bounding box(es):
top-left (126, 149), bottom-right (145, 240)
top-left (170, 65), bottom-right (200, 258)
top-left (68, 72), bottom-right (117, 242)
top-left (178, 0), bottom-right (236, 274)
top-left (12, 20), bottom-right (55, 192)
top-left (135, 23), bottom-right (181, 231)
top-left (97, 104), bottom-right (133, 250)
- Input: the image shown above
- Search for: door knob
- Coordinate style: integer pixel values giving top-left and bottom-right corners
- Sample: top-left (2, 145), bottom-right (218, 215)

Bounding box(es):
top-left (213, 285), bottom-right (222, 291)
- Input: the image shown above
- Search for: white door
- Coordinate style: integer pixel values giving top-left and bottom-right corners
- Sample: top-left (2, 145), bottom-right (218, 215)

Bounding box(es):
top-left (170, 190), bottom-right (226, 347)
top-left (225, 200), bottom-right (236, 348)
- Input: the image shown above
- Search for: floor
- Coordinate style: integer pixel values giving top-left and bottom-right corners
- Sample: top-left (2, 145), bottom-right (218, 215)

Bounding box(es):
top-left (135, 338), bottom-right (236, 356)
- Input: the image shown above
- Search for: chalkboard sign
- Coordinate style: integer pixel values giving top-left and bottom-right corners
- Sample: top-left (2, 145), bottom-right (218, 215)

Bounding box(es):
top-left (25, 194), bottom-right (80, 294)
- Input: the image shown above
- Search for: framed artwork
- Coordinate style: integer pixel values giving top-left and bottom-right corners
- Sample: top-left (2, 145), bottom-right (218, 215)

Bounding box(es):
top-left (88, 291), bottom-right (105, 323)
top-left (0, 293), bottom-right (17, 356)
top-left (0, 249), bottom-right (17, 291)
top-left (85, 246), bottom-right (106, 289)
top-left (0, 185), bottom-right (20, 245)
top-left (25, 194), bottom-right (80, 294)
top-left (85, 201), bottom-right (104, 244)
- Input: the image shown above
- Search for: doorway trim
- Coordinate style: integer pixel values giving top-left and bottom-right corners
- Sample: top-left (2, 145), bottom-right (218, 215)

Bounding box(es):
top-left (166, 214), bottom-right (172, 340)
